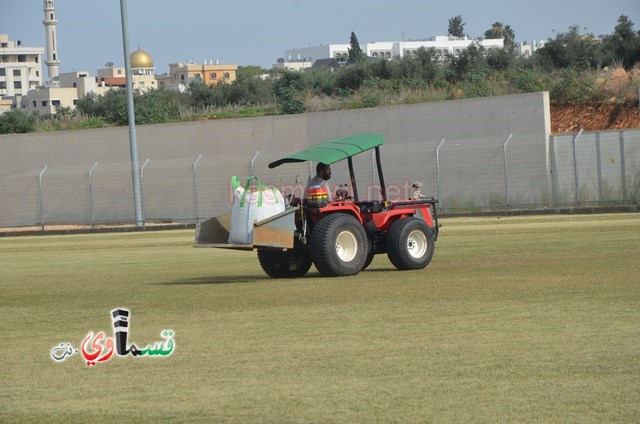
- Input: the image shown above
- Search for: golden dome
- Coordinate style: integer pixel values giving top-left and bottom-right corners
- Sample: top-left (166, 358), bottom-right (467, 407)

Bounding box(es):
top-left (130, 49), bottom-right (154, 69)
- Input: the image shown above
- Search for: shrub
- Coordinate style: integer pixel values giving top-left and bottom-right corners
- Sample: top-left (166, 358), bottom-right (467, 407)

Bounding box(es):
top-left (277, 86), bottom-right (305, 114)
top-left (550, 69), bottom-right (598, 102)
top-left (0, 110), bottom-right (37, 134)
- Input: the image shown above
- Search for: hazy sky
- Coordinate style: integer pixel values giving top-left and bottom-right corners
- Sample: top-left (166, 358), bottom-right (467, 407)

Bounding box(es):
top-left (2, 0), bottom-right (639, 74)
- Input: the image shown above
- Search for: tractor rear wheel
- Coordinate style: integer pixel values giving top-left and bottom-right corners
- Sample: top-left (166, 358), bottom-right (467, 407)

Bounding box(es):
top-left (386, 217), bottom-right (435, 270)
top-left (257, 248), bottom-right (312, 278)
top-left (309, 213), bottom-right (367, 277)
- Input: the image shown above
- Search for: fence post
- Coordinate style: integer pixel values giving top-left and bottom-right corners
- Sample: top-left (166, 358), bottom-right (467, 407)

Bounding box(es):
top-left (619, 131), bottom-right (627, 203)
top-left (38, 165), bottom-right (48, 231)
top-left (88, 162), bottom-right (98, 227)
top-left (250, 151), bottom-right (260, 177)
top-left (550, 136), bottom-right (557, 207)
top-left (192, 154), bottom-right (202, 222)
top-left (435, 138), bottom-right (446, 204)
top-left (573, 128), bottom-right (583, 207)
top-left (503, 133), bottom-right (513, 209)
top-left (371, 150), bottom-right (376, 188)
top-left (140, 158), bottom-right (150, 224)
top-left (595, 133), bottom-right (602, 204)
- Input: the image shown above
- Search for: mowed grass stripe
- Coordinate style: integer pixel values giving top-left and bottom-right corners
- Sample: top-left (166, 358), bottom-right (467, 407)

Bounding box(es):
top-left (1, 213), bottom-right (639, 423)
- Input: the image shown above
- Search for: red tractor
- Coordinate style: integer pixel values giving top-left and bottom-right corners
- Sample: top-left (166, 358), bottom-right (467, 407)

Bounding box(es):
top-left (195, 133), bottom-right (439, 277)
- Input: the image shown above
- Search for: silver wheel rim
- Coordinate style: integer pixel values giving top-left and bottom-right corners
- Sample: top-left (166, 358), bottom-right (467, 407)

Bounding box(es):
top-left (407, 229), bottom-right (427, 259)
top-left (336, 230), bottom-right (358, 262)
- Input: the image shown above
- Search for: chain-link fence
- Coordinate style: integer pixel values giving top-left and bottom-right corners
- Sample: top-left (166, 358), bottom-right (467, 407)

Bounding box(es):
top-left (1, 128), bottom-right (638, 229)
top-left (550, 129), bottom-right (640, 207)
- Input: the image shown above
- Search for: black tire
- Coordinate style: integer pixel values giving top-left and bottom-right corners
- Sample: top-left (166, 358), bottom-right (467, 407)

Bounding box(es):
top-left (257, 248), bottom-right (312, 278)
top-left (309, 213), bottom-right (367, 277)
top-left (386, 217), bottom-right (435, 270)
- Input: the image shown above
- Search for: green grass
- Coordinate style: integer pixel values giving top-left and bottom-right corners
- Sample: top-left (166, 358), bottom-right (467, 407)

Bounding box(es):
top-left (1, 214), bottom-right (639, 423)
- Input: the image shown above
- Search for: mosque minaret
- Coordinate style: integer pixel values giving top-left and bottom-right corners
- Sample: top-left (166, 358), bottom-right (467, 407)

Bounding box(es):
top-left (43, 0), bottom-right (60, 80)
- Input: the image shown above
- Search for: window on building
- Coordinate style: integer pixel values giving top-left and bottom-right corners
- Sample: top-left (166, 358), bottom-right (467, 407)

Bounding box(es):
top-left (35, 56), bottom-right (39, 63)
top-left (1, 43), bottom-right (8, 48)
top-left (53, 53), bottom-right (56, 60)
top-left (210, 72), bottom-right (217, 79)
top-left (18, 55), bottom-right (26, 62)
top-left (36, 71), bottom-right (39, 77)
top-left (50, 13), bottom-right (54, 19)
top-left (335, 53), bottom-right (342, 58)
top-left (73, 99), bottom-right (78, 105)
top-left (194, 73), bottom-right (201, 80)
top-left (14, 81), bottom-right (22, 89)
top-left (42, 101), bottom-right (48, 107)
top-left (373, 52), bottom-right (378, 58)
top-left (385, 52), bottom-right (391, 58)
top-left (13, 69), bottom-right (21, 77)
top-left (52, 100), bottom-right (60, 106)
top-left (0, 68), bottom-right (5, 77)
top-left (117, 69), bottom-right (122, 75)
top-left (0, 82), bottom-right (6, 89)
top-left (181, 74), bottom-right (185, 81)
top-left (223, 72), bottom-right (230, 79)
top-left (32, 101), bottom-right (37, 107)
top-left (73, 82), bottom-right (77, 87)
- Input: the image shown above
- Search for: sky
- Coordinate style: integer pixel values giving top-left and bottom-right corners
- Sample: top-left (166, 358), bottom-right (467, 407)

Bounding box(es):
top-left (2, 0), bottom-right (639, 74)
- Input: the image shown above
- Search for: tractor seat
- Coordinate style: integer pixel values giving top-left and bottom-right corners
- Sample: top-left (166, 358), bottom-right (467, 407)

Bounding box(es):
top-left (356, 201), bottom-right (384, 213)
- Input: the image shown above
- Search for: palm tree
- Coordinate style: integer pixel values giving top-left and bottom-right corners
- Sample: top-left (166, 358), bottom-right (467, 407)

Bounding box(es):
top-left (484, 22), bottom-right (515, 50)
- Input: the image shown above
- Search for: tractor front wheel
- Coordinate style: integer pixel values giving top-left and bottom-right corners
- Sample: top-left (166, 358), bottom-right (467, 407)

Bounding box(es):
top-left (386, 217), bottom-right (435, 270)
top-left (310, 213), bottom-right (367, 277)
top-left (257, 248), bottom-right (312, 278)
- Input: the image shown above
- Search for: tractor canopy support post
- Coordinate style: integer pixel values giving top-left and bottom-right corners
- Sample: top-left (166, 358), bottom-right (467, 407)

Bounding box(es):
top-left (348, 156), bottom-right (359, 202)
top-left (375, 146), bottom-right (387, 202)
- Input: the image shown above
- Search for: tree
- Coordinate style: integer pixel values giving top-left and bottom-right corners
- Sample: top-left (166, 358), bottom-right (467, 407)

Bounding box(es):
top-left (273, 70), bottom-right (305, 114)
top-left (447, 43), bottom-right (486, 82)
top-left (534, 25), bottom-right (604, 70)
top-left (603, 15), bottom-right (640, 69)
top-left (484, 22), bottom-right (516, 51)
top-left (348, 31), bottom-right (366, 63)
top-left (448, 15), bottom-right (466, 38)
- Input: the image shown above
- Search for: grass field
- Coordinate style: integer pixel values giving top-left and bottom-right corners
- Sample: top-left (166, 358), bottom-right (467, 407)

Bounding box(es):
top-left (1, 213), bottom-right (639, 423)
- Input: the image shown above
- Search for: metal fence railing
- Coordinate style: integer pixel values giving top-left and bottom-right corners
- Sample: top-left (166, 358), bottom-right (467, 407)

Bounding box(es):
top-left (1, 128), bottom-right (638, 229)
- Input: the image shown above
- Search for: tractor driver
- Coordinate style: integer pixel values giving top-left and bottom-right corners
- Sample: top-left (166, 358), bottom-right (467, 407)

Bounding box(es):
top-left (305, 162), bottom-right (332, 201)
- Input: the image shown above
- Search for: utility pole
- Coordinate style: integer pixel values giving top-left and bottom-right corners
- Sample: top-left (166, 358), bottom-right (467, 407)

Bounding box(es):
top-left (119, 0), bottom-right (144, 227)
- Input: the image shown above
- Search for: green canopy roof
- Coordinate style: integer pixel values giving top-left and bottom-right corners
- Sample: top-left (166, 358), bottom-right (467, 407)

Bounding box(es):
top-left (268, 133), bottom-right (384, 168)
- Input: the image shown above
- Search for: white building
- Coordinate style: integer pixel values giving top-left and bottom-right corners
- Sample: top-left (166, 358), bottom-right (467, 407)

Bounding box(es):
top-left (283, 44), bottom-right (351, 65)
top-left (20, 71), bottom-right (108, 114)
top-left (282, 36), bottom-right (505, 67)
top-left (272, 61), bottom-right (313, 71)
top-left (397, 36), bottom-right (504, 59)
top-left (0, 34), bottom-right (44, 100)
top-left (515, 40), bottom-right (547, 58)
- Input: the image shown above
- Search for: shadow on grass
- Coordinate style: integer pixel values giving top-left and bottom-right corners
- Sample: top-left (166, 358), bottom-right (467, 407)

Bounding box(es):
top-left (153, 273), bottom-right (325, 286)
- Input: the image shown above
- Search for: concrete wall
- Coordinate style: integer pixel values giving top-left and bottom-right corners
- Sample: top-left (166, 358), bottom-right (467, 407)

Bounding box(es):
top-left (0, 92), bottom-right (551, 227)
